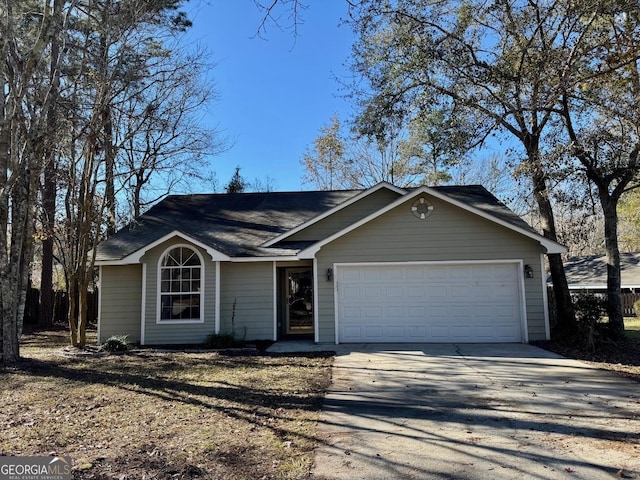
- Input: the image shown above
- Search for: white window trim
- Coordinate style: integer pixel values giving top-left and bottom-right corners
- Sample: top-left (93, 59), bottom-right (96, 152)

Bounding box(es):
top-left (156, 244), bottom-right (205, 324)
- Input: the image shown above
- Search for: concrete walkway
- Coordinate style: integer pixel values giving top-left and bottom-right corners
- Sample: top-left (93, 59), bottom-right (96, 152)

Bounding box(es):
top-left (269, 342), bottom-right (640, 479)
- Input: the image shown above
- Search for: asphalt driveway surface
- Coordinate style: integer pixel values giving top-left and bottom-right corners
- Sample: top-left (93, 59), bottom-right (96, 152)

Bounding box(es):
top-left (309, 344), bottom-right (640, 480)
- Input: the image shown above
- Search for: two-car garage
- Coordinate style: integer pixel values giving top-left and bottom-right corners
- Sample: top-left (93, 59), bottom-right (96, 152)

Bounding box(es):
top-left (335, 262), bottom-right (525, 343)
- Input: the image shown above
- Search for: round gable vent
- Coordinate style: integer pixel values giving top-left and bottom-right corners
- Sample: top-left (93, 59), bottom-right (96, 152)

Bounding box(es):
top-left (411, 197), bottom-right (434, 220)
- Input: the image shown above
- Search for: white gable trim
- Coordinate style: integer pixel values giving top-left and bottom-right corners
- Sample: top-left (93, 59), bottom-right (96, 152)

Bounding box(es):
top-left (262, 182), bottom-right (406, 247)
top-left (298, 186), bottom-right (566, 258)
top-left (95, 230), bottom-right (231, 265)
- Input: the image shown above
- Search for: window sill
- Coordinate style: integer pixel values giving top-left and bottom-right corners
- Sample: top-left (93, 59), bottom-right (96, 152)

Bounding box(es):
top-left (156, 319), bottom-right (205, 325)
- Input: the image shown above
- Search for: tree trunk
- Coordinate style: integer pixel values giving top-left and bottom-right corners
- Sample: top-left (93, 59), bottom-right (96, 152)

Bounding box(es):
top-left (0, 31), bottom-right (9, 362)
top-left (4, 158), bottom-right (37, 364)
top-left (40, 0), bottom-right (63, 327)
top-left (78, 285), bottom-right (88, 346)
top-left (599, 194), bottom-right (625, 337)
top-left (68, 277), bottom-right (79, 346)
top-left (526, 135), bottom-right (576, 333)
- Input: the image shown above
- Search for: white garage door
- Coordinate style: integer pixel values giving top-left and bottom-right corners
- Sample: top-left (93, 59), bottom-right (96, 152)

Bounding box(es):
top-left (336, 263), bottom-right (523, 343)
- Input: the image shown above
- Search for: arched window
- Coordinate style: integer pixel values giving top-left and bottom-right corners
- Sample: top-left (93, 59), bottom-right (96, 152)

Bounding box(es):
top-left (159, 246), bottom-right (203, 322)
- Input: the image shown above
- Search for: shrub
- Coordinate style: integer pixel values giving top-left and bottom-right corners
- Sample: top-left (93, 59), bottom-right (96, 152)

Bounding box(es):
top-left (572, 293), bottom-right (607, 350)
top-left (101, 335), bottom-right (131, 352)
top-left (634, 299), bottom-right (640, 317)
top-left (574, 293), bottom-right (607, 325)
top-left (203, 332), bottom-right (237, 349)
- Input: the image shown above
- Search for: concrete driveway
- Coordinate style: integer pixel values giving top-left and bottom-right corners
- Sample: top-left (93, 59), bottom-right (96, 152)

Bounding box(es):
top-left (285, 343), bottom-right (640, 479)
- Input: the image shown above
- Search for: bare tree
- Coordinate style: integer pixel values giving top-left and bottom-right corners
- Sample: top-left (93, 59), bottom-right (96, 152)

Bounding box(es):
top-left (301, 115), bottom-right (347, 190)
top-left (53, 0), bottom-right (220, 347)
top-left (0, 0), bottom-right (56, 363)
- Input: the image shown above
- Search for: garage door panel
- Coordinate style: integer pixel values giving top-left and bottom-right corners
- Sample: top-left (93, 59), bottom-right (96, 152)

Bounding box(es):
top-left (449, 326), bottom-right (473, 341)
top-left (364, 305), bottom-right (383, 318)
top-left (406, 268), bottom-right (425, 281)
top-left (448, 266), bottom-right (472, 280)
top-left (407, 306), bottom-right (425, 317)
top-left (386, 326), bottom-right (405, 339)
top-left (450, 285), bottom-right (470, 298)
top-left (407, 286), bottom-right (424, 297)
top-left (385, 285), bottom-right (404, 297)
top-left (343, 285), bottom-right (360, 299)
top-left (383, 268), bottom-right (404, 280)
top-left (407, 326), bottom-right (427, 337)
top-left (425, 267), bottom-right (446, 280)
top-left (474, 305), bottom-right (495, 318)
top-left (429, 286), bottom-right (446, 297)
top-left (363, 286), bottom-right (380, 299)
top-left (337, 263), bottom-right (523, 343)
top-left (342, 269), bottom-right (363, 281)
top-left (343, 305), bottom-right (362, 320)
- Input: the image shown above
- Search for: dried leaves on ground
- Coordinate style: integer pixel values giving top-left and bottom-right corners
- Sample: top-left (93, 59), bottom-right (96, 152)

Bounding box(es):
top-left (1, 330), bottom-right (333, 480)
top-left (5, 326), bottom-right (639, 479)
top-left (534, 335), bottom-right (640, 383)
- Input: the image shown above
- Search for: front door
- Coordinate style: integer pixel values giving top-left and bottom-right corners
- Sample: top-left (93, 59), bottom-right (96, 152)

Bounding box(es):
top-left (285, 267), bottom-right (314, 336)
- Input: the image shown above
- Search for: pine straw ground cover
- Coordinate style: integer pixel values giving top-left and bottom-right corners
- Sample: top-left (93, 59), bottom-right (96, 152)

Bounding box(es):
top-left (0, 330), bottom-right (333, 480)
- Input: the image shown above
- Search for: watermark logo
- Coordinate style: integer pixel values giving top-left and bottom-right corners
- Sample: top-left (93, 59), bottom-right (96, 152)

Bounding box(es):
top-left (0, 456), bottom-right (72, 480)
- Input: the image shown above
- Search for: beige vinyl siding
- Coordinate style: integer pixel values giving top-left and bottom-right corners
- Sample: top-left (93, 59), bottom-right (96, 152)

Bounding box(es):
top-left (99, 265), bottom-right (142, 343)
top-left (315, 195), bottom-right (546, 343)
top-left (219, 262), bottom-right (274, 340)
top-left (141, 238), bottom-right (216, 345)
top-left (288, 188), bottom-right (401, 242)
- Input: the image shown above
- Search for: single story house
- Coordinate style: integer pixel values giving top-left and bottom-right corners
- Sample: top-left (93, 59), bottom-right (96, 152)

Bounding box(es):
top-left (95, 182), bottom-right (565, 345)
top-left (560, 253), bottom-right (640, 292)
top-left (557, 253), bottom-right (640, 315)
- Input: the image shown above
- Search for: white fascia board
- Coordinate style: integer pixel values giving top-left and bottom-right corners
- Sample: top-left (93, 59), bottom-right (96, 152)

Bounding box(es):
top-left (299, 185), bottom-right (566, 258)
top-left (230, 255), bottom-right (300, 262)
top-left (96, 230), bottom-right (230, 266)
top-left (262, 182), bottom-right (406, 247)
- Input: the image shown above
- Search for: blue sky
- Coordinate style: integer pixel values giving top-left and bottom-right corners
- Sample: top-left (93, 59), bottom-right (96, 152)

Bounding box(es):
top-left (185, 1), bottom-right (354, 192)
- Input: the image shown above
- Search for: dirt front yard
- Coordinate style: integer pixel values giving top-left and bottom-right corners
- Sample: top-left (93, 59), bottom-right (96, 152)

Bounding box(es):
top-left (1, 330), bottom-right (333, 480)
top-left (2, 327), bottom-right (639, 479)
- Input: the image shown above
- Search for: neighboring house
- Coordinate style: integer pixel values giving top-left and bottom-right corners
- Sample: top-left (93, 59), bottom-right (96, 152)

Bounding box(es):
top-left (560, 253), bottom-right (640, 292)
top-left (95, 182), bottom-right (565, 345)
top-left (558, 253), bottom-right (640, 315)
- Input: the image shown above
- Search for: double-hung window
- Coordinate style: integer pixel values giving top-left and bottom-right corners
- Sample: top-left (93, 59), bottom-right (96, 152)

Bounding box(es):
top-left (159, 246), bottom-right (203, 322)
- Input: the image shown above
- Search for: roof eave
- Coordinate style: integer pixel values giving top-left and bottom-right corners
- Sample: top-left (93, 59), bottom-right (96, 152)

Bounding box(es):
top-left (96, 230), bottom-right (231, 265)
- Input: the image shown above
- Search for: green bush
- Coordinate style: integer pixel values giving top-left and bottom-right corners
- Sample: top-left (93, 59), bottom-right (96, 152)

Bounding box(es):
top-left (572, 293), bottom-right (607, 350)
top-left (203, 332), bottom-right (237, 349)
top-left (101, 335), bottom-right (131, 352)
top-left (574, 294), bottom-right (607, 325)
top-left (634, 299), bottom-right (640, 317)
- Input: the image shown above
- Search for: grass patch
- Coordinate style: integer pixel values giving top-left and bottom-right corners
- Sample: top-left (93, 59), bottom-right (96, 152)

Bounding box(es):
top-left (2, 330), bottom-right (333, 479)
top-left (625, 316), bottom-right (640, 340)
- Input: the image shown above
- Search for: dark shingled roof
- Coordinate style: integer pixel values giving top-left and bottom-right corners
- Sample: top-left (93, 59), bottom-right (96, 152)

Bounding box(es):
top-left (558, 253), bottom-right (640, 288)
top-left (96, 190), bottom-right (362, 261)
top-left (96, 185), bottom-right (538, 262)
